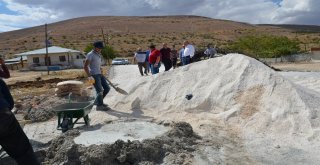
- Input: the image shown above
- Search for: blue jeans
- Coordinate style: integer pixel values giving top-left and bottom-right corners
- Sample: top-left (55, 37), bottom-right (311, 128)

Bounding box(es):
top-left (92, 74), bottom-right (110, 106)
top-left (182, 56), bottom-right (190, 65)
top-left (150, 63), bottom-right (161, 75)
top-left (145, 61), bottom-right (151, 73)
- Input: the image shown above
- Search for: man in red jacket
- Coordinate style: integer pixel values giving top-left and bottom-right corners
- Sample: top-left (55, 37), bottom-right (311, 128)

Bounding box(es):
top-left (148, 44), bottom-right (161, 75)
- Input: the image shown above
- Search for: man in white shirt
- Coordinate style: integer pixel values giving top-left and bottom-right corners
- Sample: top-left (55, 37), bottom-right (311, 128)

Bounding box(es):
top-left (182, 41), bottom-right (195, 65)
top-left (134, 48), bottom-right (148, 76)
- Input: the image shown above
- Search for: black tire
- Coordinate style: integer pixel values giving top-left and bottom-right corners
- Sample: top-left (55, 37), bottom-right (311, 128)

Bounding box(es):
top-left (61, 118), bottom-right (71, 133)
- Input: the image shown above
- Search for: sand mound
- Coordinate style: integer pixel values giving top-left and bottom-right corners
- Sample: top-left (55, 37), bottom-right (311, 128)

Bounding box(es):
top-left (109, 54), bottom-right (320, 136)
top-left (15, 54), bottom-right (320, 164)
top-left (105, 54), bottom-right (320, 164)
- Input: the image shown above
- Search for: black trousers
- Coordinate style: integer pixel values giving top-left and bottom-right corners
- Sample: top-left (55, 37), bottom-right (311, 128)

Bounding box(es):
top-left (0, 108), bottom-right (39, 165)
top-left (162, 58), bottom-right (172, 71)
top-left (172, 58), bottom-right (177, 68)
top-left (137, 62), bottom-right (147, 76)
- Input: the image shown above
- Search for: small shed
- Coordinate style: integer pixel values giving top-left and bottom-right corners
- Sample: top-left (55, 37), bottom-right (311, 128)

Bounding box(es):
top-left (5, 56), bottom-right (27, 70)
top-left (310, 48), bottom-right (320, 62)
top-left (15, 46), bottom-right (85, 70)
top-left (311, 48), bottom-right (320, 54)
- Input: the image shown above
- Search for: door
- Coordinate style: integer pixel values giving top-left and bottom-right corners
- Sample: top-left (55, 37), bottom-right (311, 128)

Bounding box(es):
top-left (45, 56), bottom-right (51, 66)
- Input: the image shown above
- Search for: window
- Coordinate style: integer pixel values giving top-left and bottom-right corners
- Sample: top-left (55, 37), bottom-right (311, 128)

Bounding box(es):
top-left (59, 56), bottom-right (66, 62)
top-left (33, 57), bottom-right (40, 63)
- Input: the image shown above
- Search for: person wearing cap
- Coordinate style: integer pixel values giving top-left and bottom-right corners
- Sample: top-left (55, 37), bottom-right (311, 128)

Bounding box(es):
top-left (84, 41), bottom-right (110, 110)
top-left (0, 57), bottom-right (39, 164)
top-left (148, 44), bottom-right (161, 75)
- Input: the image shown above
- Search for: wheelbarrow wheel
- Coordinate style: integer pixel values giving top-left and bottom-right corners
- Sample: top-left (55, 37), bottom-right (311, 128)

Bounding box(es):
top-left (61, 118), bottom-right (72, 133)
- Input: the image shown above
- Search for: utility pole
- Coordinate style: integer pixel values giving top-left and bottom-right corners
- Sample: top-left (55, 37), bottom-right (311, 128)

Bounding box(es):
top-left (100, 28), bottom-right (109, 65)
top-left (101, 28), bottom-right (107, 45)
top-left (45, 23), bottom-right (49, 75)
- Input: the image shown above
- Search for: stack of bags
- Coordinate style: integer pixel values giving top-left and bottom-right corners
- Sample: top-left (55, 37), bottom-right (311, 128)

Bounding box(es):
top-left (55, 80), bottom-right (84, 97)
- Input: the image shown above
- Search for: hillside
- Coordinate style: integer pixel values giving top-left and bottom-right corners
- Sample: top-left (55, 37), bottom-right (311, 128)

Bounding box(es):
top-left (0, 16), bottom-right (320, 58)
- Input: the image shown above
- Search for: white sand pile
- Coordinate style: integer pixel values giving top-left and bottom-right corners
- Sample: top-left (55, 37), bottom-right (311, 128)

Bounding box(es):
top-left (279, 72), bottom-right (320, 93)
top-left (105, 54), bottom-right (320, 164)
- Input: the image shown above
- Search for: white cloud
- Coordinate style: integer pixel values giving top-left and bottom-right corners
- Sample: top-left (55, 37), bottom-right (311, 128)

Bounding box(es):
top-left (191, 0), bottom-right (279, 24)
top-left (271, 0), bottom-right (320, 24)
top-left (0, 24), bottom-right (19, 31)
top-left (0, 0), bottom-right (319, 33)
top-left (0, 0), bottom-right (61, 31)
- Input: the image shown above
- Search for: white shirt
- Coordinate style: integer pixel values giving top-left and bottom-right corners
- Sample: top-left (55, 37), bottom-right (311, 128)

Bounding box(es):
top-left (183, 44), bottom-right (195, 57)
top-left (134, 52), bottom-right (147, 63)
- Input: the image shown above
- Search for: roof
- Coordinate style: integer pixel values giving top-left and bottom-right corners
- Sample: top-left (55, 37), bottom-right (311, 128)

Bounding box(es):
top-left (5, 56), bottom-right (27, 63)
top-left (5, 61), bottom-right (22, 65)
top-left (15, 46), bottom-right (81, 56)
top-left (311, 48), bottom-right (320, 51)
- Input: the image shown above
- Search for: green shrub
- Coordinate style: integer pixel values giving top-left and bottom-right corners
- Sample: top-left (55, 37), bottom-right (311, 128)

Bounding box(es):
top-left (227, 35), bottom-right (300, 58)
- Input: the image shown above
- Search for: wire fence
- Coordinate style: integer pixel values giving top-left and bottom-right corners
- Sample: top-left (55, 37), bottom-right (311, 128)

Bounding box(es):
top-left (259, 54), bottom-right (312, 64)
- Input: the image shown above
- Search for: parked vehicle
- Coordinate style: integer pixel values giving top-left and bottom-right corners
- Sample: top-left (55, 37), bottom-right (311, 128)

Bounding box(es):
top-left (112, 58), bottom-right (130, 65)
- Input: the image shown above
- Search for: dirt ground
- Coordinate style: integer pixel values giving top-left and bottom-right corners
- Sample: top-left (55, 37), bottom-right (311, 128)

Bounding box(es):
top-left (42, 122), bottom-right (199, 165)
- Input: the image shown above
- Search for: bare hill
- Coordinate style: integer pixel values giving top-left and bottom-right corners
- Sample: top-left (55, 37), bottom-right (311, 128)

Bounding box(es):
top-left (0, 16), bottom-right (319, 58)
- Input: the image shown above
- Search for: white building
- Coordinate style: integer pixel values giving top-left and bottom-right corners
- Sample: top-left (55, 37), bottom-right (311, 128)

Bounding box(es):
top-left (311, 48), bottom-right (320, 62)
top-left (15, 46), bottom-right (85, 70)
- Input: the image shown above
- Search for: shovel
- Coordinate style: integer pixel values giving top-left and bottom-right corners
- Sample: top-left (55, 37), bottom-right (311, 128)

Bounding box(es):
top-left (105, 77), bottom-right (128, 95)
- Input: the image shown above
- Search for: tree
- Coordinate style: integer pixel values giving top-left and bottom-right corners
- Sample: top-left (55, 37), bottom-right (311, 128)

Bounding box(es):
top-left (84, 43), bottom-right (117, 65)
top-left (228, 35), bottom-right (300, 58)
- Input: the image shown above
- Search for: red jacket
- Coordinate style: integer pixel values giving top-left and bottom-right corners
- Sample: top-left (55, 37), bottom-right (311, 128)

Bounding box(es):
top-left (149, 49), bottom-right (161, 64)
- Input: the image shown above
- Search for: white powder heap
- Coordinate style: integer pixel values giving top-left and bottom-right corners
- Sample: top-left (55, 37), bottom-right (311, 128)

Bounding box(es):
top-left (108, 54), bottom-right (319, 135)
top-left (105, 53), bottom-right (320, 164)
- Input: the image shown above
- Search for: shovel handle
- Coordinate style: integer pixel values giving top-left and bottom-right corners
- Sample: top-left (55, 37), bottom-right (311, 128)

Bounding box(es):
top-left (104, 77), bottom-right (128, 95)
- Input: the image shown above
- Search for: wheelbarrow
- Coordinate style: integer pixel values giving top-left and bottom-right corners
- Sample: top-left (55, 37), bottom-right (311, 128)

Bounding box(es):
top-left (53, 101), bottom-right (94, 133)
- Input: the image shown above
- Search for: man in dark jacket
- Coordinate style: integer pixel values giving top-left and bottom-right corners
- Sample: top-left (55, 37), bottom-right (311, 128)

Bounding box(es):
top-left (160, 43), bottom-right (172, 71)
top-left (0, 56), bottom-right (10, 78)
top-left (0, 57), bottom-right (39, 165)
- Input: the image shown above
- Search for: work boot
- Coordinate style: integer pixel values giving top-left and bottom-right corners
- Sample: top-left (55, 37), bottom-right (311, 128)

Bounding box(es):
top-left (96, 104), bottom-right (110, 111)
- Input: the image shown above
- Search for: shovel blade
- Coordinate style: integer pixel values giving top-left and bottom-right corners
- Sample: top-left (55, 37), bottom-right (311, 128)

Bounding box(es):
top-left (115, 87), bottom-right (128, 95)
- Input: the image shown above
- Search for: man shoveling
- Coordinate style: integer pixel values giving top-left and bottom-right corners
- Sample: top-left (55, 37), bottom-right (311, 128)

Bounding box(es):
top-left (84, 41), bottom-right (110, 110)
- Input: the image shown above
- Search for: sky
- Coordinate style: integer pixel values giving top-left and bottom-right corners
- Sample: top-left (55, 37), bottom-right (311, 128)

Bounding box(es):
top-left (0, 0), bottom-right (319, 33)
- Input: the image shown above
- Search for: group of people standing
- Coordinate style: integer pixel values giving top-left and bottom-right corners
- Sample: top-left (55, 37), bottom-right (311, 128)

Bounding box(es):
top-left (134, 40), bottom-right (197, 75)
